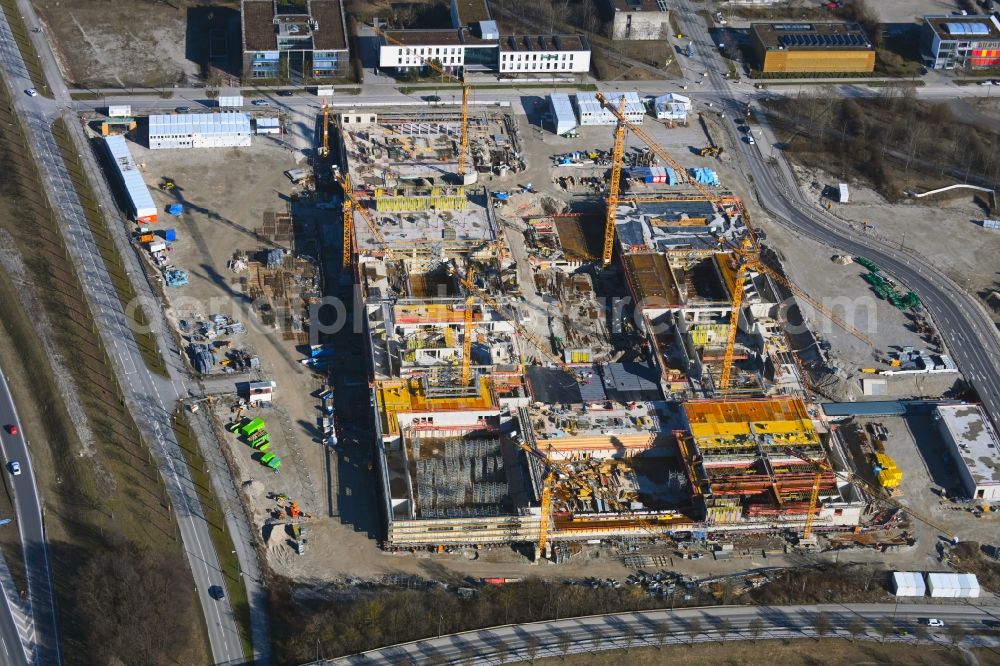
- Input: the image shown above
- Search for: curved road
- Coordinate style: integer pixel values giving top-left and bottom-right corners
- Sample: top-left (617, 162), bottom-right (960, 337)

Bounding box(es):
top-left (327, 602), bottom-right (1000, 665)
top-left (0, 365), bottom-right (57, 665)
top-left (673, 2), bottom-right (1000, 421)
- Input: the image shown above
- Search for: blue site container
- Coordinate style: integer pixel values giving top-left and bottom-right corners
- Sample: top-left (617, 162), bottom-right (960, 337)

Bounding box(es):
top-left (163, 228), bottom-right (177, 242)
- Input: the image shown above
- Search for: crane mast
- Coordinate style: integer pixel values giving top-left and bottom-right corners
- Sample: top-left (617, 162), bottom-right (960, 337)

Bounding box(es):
top-left (603, 97), bottom-right (627, 267)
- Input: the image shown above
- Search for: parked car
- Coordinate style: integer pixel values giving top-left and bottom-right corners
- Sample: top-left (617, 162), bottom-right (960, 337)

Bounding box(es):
top-left (925, 618), bottom-right (945, 628)
top-left (24, 88), bottom-right (37, 97)
top-left (421, 95), bottom-right (441, 102)
top-left (251, 99), bottom-right (271, 107)
top-left (748, 136), bottom-right (756, 145)
top-left (4, 424), bottom-right (17, 435)
top-left (277, 90), bottom-right (294, 97)
top-left (8, 461), bottom-right (20, 476)
top-left (208, 585), bottom-right (225, 600)
top-left (174, 106), bottom-right (191, 113)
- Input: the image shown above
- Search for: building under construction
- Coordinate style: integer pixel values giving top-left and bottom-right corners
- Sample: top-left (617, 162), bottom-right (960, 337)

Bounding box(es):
top-left (341, 106), bottom-right (869, 552)
top-left (680, 397), bottom-right (864, 532)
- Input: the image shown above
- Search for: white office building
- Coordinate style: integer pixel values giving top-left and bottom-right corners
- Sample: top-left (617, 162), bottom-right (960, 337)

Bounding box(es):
top-left (497, 35), bottom-right (590, 74)
top-left (147, 113), bottom-right (253, 150)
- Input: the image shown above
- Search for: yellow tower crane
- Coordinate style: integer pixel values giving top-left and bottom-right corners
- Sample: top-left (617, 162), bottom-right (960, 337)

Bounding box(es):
top-left (341, 173), bottom-right (353, 268)
top-left (452, 263), bottom-right (582, 382)
top-left (603, 97), bottom-right (628, 267)
top-left (375, 26), bottom-right (470, 180)
top-left (319, 102), bottom-right (330, 159)
top-left (460, 265), bottom-right (477, 387)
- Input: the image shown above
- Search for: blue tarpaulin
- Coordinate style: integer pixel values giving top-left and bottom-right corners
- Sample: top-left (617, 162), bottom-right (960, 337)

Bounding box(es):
top-left (688, 168), bottom-right (720, 186)
top-left (167, 203), bottom-right (183, 216)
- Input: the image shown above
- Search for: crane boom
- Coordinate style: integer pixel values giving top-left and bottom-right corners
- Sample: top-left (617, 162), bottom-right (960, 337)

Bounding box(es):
top-left (603, 97), bottom-right (627, 267)
top-left (719, 238), bottom-right (876, 393)
top-left (719, 264), bottom-right (746, 392)
top-left (342, 183), bottom-right (353, 268)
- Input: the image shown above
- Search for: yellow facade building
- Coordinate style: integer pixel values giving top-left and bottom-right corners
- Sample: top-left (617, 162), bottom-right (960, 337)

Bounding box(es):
top-left (751, 22), bottom-right (875, 74)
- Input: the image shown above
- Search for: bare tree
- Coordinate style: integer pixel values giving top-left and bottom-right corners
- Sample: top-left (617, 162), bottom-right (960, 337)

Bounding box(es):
top-left (590, 629), bottom-right (603, 654)
top-left (557, 632), bottom-right (572, 660)
top-left (946, 624), bottom-right (967, 646)
top-left (846, 616), bottom-right (866, 642)
top-left (812, 612), bottom-right (833, 641)
top-left (749, 618), bottom-right (764, 644)
top-left (717, 617), bottom-right (733, 644)
top-left (655, 620), bottom-right (671, 649)
top-left (622, 625), bottom-right (637, 652)
top-left (875, 617), bottom-right (894, 643)
top-left (525, 635), bottom-right (541, 663)
top-left (685, 618), bottom-right (703, 647)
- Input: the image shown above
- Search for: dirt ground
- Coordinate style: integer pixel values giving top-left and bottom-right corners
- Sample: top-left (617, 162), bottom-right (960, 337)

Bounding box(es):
top-left (32, 0), bottom-right (239, 87)
top-left (850, 415), bottom-right (996, 552)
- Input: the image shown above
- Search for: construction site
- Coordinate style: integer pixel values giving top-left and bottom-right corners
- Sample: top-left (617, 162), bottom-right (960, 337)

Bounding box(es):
top-left (76, 45), bottom-right (990, 582)
top-left (322, 79), bottom-right (959, 563)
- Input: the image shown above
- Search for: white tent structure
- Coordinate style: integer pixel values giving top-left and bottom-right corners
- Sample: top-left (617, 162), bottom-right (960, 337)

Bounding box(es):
top-left (890, 571), bottom-right (926, 597)
top-left (926, 572), bottom-right (980, 598)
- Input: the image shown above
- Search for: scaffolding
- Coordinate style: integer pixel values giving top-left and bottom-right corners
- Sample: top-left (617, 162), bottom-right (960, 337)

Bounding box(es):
top-left (411, 436), bottom-right (510, 518)
top-left (375, 186), bottom-right (468, 212)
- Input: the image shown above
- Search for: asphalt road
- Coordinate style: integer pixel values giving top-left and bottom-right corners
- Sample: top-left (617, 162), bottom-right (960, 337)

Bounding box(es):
top-left (0, 366), bottom-right (53, 666)
top-left (327, 602), bottom-right (1000, 665)
top-left (671, 1), bottom-right (1000, 427)
top-left (0, 2), bottom-right (261, 663)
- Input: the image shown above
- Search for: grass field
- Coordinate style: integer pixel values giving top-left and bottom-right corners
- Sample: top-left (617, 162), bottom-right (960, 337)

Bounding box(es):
top-left (0, 78), bottom-right (207, 663)
top-left (530, 638), bottom-right (968, 665)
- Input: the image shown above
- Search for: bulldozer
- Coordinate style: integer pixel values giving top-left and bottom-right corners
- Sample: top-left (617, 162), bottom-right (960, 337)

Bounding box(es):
top-left (699, 146), bottom-right (723, 157)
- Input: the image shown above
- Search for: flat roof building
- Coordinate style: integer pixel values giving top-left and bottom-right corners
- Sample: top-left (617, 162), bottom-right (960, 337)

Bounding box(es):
top-left (241, 0), bottom-right (350, 80)
top-left (102, 135), bottom-right (157, 224)
top-left (935, 403), bottom-right (1000, 501)
top-left (378, 0), bottom-right (590, 77)
top-left (574, 91), bottom-right (644, 125)
top-left (147, 113), bottom-right (253, 150)
top-left (922, 15), bottom-right (1000, 69)
top-left (750, 22), bottom-right (875, 74)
